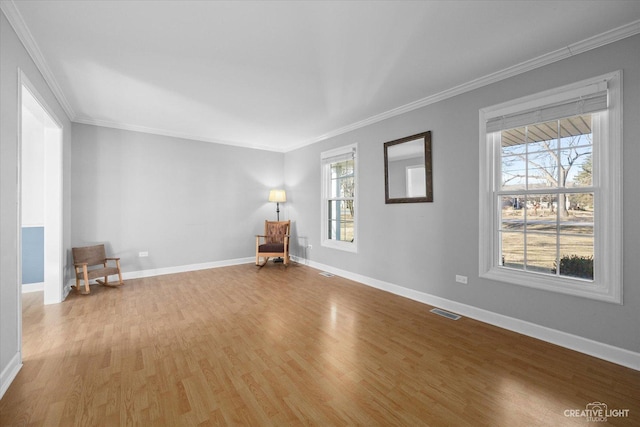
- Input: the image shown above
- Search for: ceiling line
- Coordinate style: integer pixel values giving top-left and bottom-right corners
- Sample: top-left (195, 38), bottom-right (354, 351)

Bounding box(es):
top-left (72, 116), bottom-right (281, 152)
top-left (2, 0), bottom-right (638, 153)
top-left (285, 19), bottom-right (640, 152)
top-left (1, 0), bottom-right (76, 120)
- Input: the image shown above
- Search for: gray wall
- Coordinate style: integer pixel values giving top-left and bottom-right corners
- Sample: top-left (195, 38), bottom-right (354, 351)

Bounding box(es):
top-left (285, 34), bottom-right (640, 353)
top-left (71, 123), bottom-right (285, 272)
top-left (1, 11), bottom-right (72, 387)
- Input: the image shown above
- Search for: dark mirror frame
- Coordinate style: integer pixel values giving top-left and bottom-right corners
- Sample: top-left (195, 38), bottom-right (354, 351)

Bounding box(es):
top-left (384, 131), bottom-right (433, 204)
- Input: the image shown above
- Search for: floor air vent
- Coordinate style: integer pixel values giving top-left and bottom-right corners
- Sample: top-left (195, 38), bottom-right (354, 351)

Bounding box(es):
top-left (319, 271), bottom-right (335, 277)
top-left (430, 308), bottom-right (461, 320)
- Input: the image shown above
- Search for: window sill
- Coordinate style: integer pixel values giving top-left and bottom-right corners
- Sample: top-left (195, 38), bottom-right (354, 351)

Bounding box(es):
top-left (321, 240), bottom-right (357, 253)
top-left (480, 267), bottom-right (621, 304)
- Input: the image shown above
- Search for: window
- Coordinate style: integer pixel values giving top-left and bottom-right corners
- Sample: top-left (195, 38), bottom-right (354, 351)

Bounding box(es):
top-left (406, 165), bottom-right (426, 197)
top-left (479, 71), bottom-right (622, 303)
top-left (321, 144), bottom-right (357, 252)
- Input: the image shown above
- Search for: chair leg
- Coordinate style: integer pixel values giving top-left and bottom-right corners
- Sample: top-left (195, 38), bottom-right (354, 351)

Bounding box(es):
top-left (256, 237), bottom-right (261, 266)
top-left (82, 265), bottom-right (90, 294)
top-left (116, 260), bottom-right (123, 285)
top-left (75, 268), bottom-right (81, 293)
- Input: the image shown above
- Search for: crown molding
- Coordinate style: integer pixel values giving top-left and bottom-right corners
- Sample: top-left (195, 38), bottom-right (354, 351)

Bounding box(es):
top-left (283, 19), bottom-right (640, 152)
top-left (1, 0), bottom-right (75, 120)
top-left (3, 0), bottom-right (638, 153)
top-left (568, 19), bottom-right (640, 55)
top-left (73, 116), bottom-right (283, 152)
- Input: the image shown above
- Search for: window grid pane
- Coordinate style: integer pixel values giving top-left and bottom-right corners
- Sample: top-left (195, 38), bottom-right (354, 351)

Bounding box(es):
top-left (325, 156), bottom-right (355, 245)
top-left (327, 200), bottom-right (354, 242)
top-left (329, 159), bottom-right (354, 199)
top-left (496, 114), bottom-right (595, 281)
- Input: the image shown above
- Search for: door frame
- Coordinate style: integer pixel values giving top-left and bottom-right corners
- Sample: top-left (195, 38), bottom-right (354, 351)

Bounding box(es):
top-left (17, 69), bottom-right (64, 308)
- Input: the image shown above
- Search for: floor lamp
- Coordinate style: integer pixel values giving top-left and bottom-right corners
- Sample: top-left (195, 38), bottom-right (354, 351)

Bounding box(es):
top-left (268, 189), bottom-right (286, 262)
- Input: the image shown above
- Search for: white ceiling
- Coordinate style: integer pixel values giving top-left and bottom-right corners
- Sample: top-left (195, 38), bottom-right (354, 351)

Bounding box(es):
top-left (4, 1), bottom-right (640, 152)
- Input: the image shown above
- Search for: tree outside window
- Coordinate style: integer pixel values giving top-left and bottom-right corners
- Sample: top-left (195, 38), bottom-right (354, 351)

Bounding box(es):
top-left (321, 144), bottom-right (357, 252)
top-left (499, 114), bottom-right (595, 279)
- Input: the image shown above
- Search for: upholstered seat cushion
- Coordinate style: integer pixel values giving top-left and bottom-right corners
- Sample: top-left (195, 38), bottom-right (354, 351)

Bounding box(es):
top-left (259, 243), bottom-right (284, 253)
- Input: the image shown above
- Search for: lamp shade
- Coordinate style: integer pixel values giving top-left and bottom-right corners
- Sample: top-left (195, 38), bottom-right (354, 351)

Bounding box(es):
top-left (268, 189), bottom-right (286, 203)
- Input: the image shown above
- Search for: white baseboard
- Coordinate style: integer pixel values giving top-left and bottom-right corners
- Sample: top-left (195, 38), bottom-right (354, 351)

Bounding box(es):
top-left (291, 256), bottom-right (640, 371)
top-left (122, 257), bottom-right (255, 280)
top-left (0, 351), bottom-right (22, 400)
top-left (65, 257), bottom-right (255, 291)
top-left (21, 282), bottom-right (44, 293)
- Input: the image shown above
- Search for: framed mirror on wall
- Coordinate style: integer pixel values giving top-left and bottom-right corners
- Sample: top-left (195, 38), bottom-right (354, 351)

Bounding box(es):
top-left (384, 131), bottom-right (433, 203)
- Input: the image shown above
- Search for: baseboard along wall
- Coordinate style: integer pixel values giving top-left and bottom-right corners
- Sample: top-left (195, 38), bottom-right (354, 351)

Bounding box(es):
top-left (291, 256), bottom-right (640, 371)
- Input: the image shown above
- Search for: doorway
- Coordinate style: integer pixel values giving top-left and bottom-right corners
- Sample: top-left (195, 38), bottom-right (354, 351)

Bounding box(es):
top-left (19, 73), bottom-right (63, 305)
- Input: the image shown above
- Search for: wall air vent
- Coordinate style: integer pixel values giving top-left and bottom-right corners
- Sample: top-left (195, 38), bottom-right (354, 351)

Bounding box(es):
top-left (430, 308), bottom-right (461, 320)
top-left (319, 271), bottom-right (335, 277)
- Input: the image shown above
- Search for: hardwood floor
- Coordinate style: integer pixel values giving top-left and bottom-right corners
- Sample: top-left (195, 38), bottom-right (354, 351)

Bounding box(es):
top-left (1, 263), bottom-right (638, 426)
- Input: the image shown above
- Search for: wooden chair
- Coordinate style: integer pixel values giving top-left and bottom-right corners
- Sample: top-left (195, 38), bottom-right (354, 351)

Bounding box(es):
top-left (256, 220), bottom-right (290, 266)
top-left (72, 244), bottom-right (124, 294)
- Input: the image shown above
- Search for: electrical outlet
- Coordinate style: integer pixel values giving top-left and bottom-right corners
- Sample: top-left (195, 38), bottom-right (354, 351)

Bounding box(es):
top-left (139, 251), bottom-right (149, 257)
top-left (455, 274), bottom-right (468, 284)
top-left (307, 244), bottom-right (312, 250)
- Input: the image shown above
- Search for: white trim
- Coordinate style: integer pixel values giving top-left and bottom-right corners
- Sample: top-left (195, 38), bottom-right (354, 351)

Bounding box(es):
top-left (320, 238), bottom-right (357, 253)
top-left (0, 352), bottom-right (22, 400)
top-left (567, 19), bottom-right (640, 55)
top-left (320, 144), bottom-right (356, 162)
top-left (290, 256), bottom-right (639, 371)
top-left (21, 223), bottom-right (44, 228)
top-left (478, 71), bottom-right (623, 304)
top-left (42, 118), bottom-right (63, 305)
top-left (22, 282), bottom-right (44, 293)
top-left (15, 69), bottom-right (24, 389)
top-left (19, 71), bottom-right (65, 306)
top-left (482, 78), bottom-right (608, 121)
top-left (64, 257), bottom-right (255, 292)
top-left (320, 144), bottom-right (358, 253)
top-left (123, 257), bottom-right (255, 280)
top-left (0, 0), bottom-right (75, 120)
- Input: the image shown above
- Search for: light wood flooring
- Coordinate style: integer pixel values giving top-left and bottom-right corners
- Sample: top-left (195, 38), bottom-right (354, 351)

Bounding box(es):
top-left (1, 263), bottom-right (638, 426)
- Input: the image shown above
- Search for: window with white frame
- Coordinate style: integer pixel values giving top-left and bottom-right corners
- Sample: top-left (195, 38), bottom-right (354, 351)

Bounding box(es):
top-left (321, 144), bottom-right (357, 252)
top-left (479, 71), bottom-right (622, 303)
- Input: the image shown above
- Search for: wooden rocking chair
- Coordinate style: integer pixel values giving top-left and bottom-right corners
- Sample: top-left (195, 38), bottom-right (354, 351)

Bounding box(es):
top-left (256, 220), bottom-right (290, 266)
top-left (72, 244), bottom-right (124, 294)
